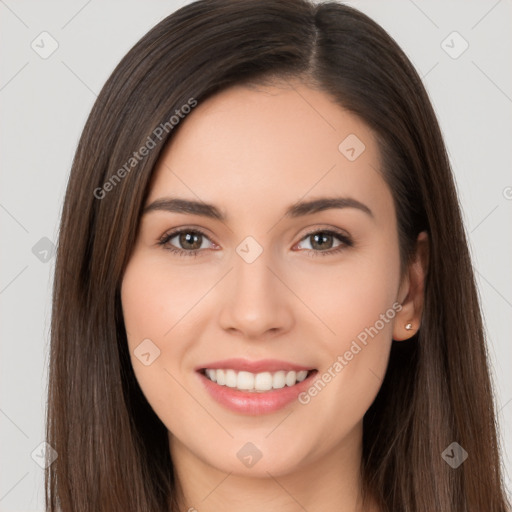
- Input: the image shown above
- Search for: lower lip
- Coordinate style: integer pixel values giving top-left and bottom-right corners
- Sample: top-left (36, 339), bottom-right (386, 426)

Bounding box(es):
top-left (197, 370), bottom-right (318, 415)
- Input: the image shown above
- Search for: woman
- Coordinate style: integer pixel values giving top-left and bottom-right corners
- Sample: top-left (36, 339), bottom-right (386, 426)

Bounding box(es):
top-left (46, 0), bottom-right (511, 510)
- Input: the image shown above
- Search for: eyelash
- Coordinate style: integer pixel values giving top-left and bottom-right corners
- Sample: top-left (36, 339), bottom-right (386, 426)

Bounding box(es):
top-left (157, 227), bottom-right (354, 258)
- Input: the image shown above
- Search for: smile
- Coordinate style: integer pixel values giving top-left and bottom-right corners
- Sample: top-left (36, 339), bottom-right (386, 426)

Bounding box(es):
top-left (196, 360), bottom-right (318, 415)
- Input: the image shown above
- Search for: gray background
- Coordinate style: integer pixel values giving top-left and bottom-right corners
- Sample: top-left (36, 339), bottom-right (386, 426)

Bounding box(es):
top-left (1, 0), bottom-right (511, 509)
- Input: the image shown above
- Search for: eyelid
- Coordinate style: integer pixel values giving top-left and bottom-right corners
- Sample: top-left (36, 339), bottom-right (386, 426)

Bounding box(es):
top-left (158, 226), bottom-right (218, 249)
top-left (296, 225), bottom-right (352, 243)
top-left (292, 226), bottom-right (353, 253)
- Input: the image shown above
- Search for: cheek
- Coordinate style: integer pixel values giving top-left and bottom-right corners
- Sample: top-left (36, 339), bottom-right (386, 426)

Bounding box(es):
top-left (329, 264), bottom-right (399, 348)
top-left (294, 241), bottom-right (400, 437)
top-left (121, 255), bottom-right (209, 343)
top-left (120, 258), bottom-right (197, 409)
top-left (290, 233), bottom-right (400, 351)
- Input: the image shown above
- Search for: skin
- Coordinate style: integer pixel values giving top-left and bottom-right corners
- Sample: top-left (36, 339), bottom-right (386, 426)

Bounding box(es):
top-left (121, 79), bottom-right (428, 512)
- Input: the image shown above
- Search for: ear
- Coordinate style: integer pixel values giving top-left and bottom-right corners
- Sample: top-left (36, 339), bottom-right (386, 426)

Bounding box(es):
top-left (393, 231), bottom-right (429, 341)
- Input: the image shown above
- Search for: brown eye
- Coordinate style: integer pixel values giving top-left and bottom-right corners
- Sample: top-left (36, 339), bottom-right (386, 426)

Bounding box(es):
top-left (158, 228), bottom-right (215, 257)
top-left (295, 229), bottom-right (353, 256)
top-left (309, 232), bottom-right (335, 250)
top-left (176, 231), bottom-right (203, 250)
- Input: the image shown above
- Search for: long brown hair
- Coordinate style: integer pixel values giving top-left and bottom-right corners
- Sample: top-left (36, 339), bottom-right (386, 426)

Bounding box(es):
top-left (46, 1), bottom-right (510, 510)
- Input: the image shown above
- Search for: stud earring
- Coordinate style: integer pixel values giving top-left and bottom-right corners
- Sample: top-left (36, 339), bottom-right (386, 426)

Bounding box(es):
top-left (405, 323), bottom-right (413, 330)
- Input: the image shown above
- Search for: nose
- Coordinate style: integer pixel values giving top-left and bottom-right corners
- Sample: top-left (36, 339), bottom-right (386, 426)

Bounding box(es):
top-left (218, 247), bottom-right (294, 340)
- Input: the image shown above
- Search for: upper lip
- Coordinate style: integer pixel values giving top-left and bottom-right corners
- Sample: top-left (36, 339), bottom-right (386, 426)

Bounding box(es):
top-left (196, 358), bottom-right (315, 373)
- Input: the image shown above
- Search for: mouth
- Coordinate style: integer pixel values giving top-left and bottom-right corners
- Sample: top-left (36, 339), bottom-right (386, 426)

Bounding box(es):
top-left (198, 368), bottom-right (317, 393)
top-left (194, 358), bottom-right (318, 414)
top-left (196, 360), bottom-right (319, 415)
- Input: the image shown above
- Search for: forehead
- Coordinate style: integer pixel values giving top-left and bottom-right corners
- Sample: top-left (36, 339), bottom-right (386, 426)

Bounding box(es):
top-left (147, 81), bottom-right (393, 226)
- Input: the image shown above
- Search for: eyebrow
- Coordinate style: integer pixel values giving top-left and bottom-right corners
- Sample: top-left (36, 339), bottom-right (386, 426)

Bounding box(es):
top-left (142, 196), bottom-right (374, 221)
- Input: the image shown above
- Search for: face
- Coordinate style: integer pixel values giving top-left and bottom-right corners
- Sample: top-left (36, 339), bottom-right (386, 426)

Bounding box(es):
top-left (121, 80), bottom-right (412, 478)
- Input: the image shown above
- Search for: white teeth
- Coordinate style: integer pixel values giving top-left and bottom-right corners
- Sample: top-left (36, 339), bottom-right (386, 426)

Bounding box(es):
top-left (285, 371), bottom-right (296, 386)
top-left (255, 372), bottom-right (273, 391)
top-left (225, 369), bottom-right (237, 387)
top-left (237, 371), bottom-right (254, 390)
top-left (205, 369), bottom-right (217, 382)
top-left (296, 370), bottom-right (308, 382)
top-left (216, 369), bottom-right (226, 385)
top-left (272, 371), bottom-right (286, 389)
top-left (203, 368), bottom-right (312, 392)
